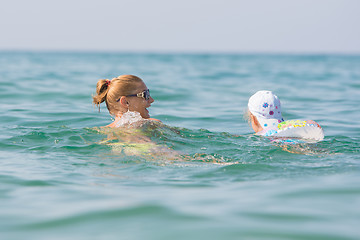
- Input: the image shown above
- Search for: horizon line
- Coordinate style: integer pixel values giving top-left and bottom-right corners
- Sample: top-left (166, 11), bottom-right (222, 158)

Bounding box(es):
top-left (1, 48), bottom-right (360, 56)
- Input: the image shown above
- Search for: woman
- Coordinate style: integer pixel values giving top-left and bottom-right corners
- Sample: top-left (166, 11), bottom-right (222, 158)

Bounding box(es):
top-left (92, 75), bottom-right (180, 159)
top-left (93, 75), bottom-right (160, 127)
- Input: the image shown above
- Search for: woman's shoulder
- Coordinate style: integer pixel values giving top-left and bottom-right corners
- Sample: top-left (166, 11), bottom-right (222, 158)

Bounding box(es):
top-left (147, 118), bottom-right (161, 122)
top-left (103, 117), bottom-right (161, 128)
top-left (105, 122), bottom-right (116, 128)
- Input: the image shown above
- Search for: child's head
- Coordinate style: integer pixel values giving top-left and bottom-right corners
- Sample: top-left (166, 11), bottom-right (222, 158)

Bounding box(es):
top-left (248, 90), bottom-right (284, 133)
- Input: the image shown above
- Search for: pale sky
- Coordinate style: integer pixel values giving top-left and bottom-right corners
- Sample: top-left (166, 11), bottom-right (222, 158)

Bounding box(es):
top-left (0, 0), bottom-right (359, 53)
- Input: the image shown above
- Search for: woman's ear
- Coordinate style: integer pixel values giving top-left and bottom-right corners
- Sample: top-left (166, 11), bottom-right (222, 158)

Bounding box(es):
top-left (118, 96), bottom-right (129, 108)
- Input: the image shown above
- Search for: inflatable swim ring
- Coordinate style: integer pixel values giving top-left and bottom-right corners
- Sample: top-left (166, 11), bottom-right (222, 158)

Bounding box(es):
top-left (258, 120), bottom-right (324, 141)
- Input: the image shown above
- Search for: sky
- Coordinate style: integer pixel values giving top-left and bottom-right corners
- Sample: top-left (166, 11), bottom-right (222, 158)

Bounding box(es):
top-left (0, 0), bottom-right (359, 53)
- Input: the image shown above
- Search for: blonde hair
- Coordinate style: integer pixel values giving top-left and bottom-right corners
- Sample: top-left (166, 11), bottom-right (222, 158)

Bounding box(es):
top-left (244, 109), bottom-right (251, 124)
top-left (92, 75), bottom-right (143, 115)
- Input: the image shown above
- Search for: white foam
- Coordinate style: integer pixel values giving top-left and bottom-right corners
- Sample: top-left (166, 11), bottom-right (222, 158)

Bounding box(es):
top-left (115, 111), bottom-right (145, 127)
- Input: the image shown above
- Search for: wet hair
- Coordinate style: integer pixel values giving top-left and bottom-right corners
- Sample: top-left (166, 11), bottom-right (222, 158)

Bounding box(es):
top-left (92, 75), bottom-right (143, 115)
top-left (244, 109), bottom-right (251, 124)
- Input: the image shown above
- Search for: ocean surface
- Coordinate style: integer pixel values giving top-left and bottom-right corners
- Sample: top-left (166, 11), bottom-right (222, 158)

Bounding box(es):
top-left (1, 51), bottom-right (359, 240)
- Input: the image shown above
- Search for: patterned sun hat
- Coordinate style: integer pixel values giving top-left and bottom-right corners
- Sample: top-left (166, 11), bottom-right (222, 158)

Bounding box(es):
top-left (248, 90), bottom-right (284, 129)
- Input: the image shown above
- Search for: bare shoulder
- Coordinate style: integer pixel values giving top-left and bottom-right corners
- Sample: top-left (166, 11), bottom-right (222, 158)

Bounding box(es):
top-left (148, 118), bottom-right (162, 122)
top-left (105, 122), bottom-right (116, 128)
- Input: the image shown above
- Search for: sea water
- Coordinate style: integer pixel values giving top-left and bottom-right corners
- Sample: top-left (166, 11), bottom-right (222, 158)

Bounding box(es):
top-left (0, 52), bottom-right (359, 240)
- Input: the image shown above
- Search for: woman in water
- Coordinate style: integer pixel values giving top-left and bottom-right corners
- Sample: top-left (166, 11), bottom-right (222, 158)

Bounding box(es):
top-left (92, 74), bottom-right (176, 158)
top-left (93, 74), bottom-right (160, 127)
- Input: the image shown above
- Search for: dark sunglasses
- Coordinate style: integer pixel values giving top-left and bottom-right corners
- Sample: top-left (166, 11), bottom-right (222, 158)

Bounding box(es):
top-left (117, 89), bottom-right (151, 102)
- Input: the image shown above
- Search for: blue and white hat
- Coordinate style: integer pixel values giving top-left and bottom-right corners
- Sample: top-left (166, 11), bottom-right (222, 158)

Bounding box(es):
top-left (248, 90), bottom-right (284, 129)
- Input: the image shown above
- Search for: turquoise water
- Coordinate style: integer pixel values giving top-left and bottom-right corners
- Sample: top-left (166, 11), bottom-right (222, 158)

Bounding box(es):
top-left (1, 52), bottom-right (360, 240)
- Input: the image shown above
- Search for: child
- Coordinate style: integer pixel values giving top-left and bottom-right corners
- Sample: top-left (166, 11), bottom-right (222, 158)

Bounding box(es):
top-left (248, 90), bottom-right (284, 136)
top-left (247, 90), bottom-right (324, 141)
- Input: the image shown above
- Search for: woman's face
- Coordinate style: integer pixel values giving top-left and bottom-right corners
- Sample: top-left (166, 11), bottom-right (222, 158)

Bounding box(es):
top-left (127, 81), bottom-right (154, 119)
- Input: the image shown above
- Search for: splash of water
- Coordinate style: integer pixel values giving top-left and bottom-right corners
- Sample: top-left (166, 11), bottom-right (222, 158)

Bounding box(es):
top-left (115, 111), bottom-right (145, 127)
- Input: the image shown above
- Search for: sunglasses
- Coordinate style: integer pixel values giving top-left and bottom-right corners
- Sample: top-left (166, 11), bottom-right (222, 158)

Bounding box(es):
top-left (117, 89), bottom-right (151, 102)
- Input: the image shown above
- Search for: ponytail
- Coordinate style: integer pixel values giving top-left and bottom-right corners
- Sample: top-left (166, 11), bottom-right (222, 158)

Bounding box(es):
top-left (92, 79), bottom-right (111, 111)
